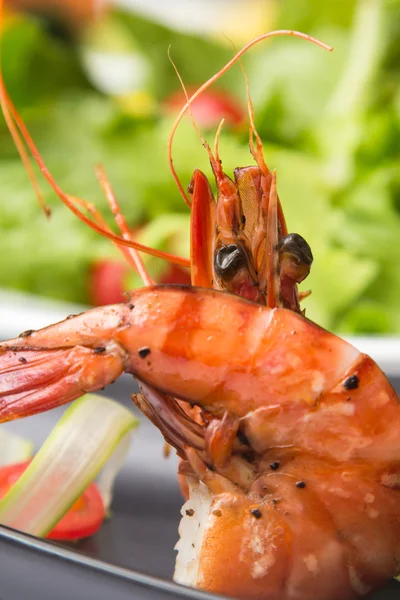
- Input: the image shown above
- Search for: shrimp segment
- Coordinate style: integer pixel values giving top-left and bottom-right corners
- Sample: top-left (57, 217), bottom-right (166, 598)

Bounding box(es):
top-left (185, 454), bottom-right (400, 600)
top-left (0, 286), bottom-right (358, 422)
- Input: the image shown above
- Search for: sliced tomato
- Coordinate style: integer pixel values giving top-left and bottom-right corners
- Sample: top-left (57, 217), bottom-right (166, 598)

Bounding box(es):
top-left (0, 460), bottom-right (105, 541)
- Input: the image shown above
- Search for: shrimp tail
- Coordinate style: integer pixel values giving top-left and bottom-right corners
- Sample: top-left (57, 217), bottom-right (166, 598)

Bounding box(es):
top-left (0, 305), bottom-right (129, 421)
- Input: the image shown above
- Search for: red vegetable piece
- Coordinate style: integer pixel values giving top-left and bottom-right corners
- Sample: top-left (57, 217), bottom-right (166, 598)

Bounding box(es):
top-left (159, 264), bottom-right (191, 285)
top-left (0, 460), bottom-right (105, 540)
top-left (163, 88), bottom-right (245, 129)
top-left (89, 259), bottom-right (128, 306)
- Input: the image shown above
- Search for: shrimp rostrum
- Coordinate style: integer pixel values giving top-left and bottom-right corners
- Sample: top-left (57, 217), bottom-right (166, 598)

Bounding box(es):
top-left (0, 22), bottom-right (399, 600)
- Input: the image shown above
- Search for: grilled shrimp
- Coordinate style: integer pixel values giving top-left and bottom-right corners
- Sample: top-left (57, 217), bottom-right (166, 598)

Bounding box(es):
top-left (1, 286), bottom-right (400, 599)
top-left (0, 12), bottom-right (399, 600)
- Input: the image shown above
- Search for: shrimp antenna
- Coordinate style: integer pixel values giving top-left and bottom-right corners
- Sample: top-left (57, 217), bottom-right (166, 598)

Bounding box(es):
top-left (223, 34), bottom-right (269, 176)
top-left (265, 169), bottom-right (280, 308)
top-left (236, 55), bottom-right (269, 177)
top-left (233, 43), bottom-right (291, 245)
top-left (68, 188), bottom-right (153, 287)
top-left (95, 165), bottom-right (154, 286)
top-left (168, 30), bottom-right (332, 206)
top-left (0, 13), bottom-right (49, 218)
top-left (213, 118), bottom-right (225, 167)
top-left (0, 88), bottom-right (189, 266)
top-left (0, 0), bottom-right (189, 269)
top-left (1, 101), bottom-right (50, 217)
top-left (167, 48), bottom-right (222, 205)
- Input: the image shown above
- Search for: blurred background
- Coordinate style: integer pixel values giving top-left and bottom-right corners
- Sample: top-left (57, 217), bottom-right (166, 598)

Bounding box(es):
top-left (0, 0), bottom-right (399, 334)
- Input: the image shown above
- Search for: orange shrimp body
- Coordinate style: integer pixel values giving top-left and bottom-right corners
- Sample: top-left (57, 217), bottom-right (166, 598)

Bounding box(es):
top-left (1, 286), bottom-right (400, 599)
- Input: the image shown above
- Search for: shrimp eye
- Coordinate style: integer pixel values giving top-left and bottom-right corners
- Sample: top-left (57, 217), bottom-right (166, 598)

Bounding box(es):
top-left (277, 234), bottom-right (313, 283)
top-left (214, 244), bottom-right (246, 280)
top-left (277, 234), bottom-right (313, 265)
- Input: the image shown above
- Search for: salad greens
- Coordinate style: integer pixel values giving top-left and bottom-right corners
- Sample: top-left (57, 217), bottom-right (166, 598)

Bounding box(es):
top-left (0, 0), bottom-right (399, 333)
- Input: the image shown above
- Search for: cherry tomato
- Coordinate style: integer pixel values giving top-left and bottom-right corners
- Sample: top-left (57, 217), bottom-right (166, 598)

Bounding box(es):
top-left (88, 259), bottom-right (128, 306)
top-left (159, 264), bottom-right (191, 285)
top-left (0, 460), bottom-right (105, 541)
top-left (163, 87), bottom-right (245, 129)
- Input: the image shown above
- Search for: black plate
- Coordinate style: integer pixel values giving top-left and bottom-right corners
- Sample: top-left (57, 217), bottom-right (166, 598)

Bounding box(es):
top-left (1, 375), bottom-right (399, 600)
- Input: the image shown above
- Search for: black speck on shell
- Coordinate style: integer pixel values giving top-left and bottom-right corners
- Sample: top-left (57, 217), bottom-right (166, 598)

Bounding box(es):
top-left (18, 357), bottom-right (27, 363)
top-left (270, 461), bottom-right (280, 471)
top-left (138, 347), bottom-right (151, 359)
top-left (250, 508), bottom-right (262, 519)
top-left (296, 481), bottom-right (306, 489)
top-left (343, 375), bottom-right (359, 390)
top-left (19, 329), bottom-right (35, 338)
top-left (185, 509), bottom-right (195, 517)
top-left (94, 347), bottom-right (106, 354)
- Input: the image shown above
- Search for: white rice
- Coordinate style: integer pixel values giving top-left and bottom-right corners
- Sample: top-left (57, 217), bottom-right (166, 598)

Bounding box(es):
top-left (174, 478), bottom-right (212, 587)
